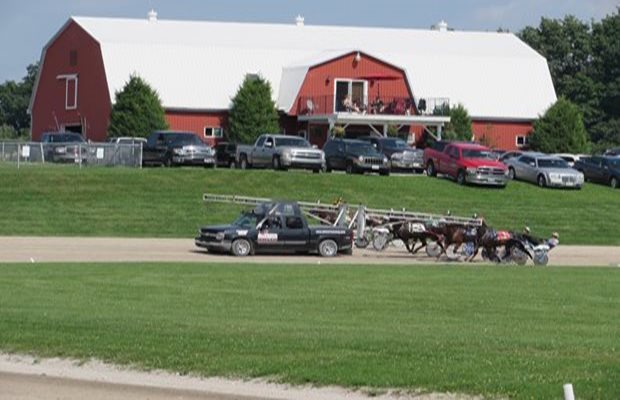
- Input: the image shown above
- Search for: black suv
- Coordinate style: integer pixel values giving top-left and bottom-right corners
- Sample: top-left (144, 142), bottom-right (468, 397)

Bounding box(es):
top-left (323, 138), bottom-right (389, 175)
top-left (574, 156), bottom-right (620, 188)
top-left (358, 136), bottom-right (424, 172)
top-left (142, 131), bottom-right (215, 167)
top-left (214, 142), bottom-right (237, 168)
top-left (40, 132), bottom-right (87, 163)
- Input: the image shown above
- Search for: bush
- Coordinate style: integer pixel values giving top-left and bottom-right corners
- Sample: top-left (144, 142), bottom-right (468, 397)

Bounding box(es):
top-left (530, 98), bottom-right (590, 153)
top-left (108, 75), bottom-right (168, 138)
top-left (443, 104), bottom-right (472, 141)
top-left (228, 75), bottom-right (279, 144)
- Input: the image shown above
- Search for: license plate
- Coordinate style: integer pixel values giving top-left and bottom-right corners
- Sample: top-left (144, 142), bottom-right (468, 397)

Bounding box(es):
top-left (371, 165), bottom-right (379, 170)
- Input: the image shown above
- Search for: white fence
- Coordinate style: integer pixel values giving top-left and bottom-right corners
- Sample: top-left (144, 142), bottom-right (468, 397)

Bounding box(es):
top-left (0, 142), bottom-right (143, 168)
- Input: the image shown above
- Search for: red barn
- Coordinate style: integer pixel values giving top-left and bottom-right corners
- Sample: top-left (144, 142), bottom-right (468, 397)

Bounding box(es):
top-left (30, 13), bottom-right (556, 150)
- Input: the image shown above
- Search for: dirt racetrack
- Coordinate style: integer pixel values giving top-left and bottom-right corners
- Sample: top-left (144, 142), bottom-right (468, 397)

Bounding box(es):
top-left (0, 236), bottom-right (619, 266)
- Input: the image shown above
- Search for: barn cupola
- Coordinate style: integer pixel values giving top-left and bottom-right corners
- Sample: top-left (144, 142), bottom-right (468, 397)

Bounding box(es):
top-left (295, 15), bottom-right (305, 27)
top-left (147, 9), bottom-right (158, 22)
top-left (433, 20), bottom-right (448, 32)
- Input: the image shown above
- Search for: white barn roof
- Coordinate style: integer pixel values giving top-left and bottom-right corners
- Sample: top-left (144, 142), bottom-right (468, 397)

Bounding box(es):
top-left (71, 16), bottom-right (556, 120)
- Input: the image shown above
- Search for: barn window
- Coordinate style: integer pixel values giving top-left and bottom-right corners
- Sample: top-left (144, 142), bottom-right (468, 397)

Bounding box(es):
top-left (69, 50), bottom-right (78, 66)
top-left (516, 135), bottom-right (528, 147)
top-left (204, 127), bottom-right (223, 138)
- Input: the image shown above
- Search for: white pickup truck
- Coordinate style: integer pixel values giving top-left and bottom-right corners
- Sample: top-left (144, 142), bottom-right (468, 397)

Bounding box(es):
top-left (235, 134), bottom-right (325, 172)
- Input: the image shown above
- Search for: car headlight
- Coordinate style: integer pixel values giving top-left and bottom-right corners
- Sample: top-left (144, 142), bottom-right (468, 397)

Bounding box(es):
top-left (358, 155), bottom-right (364, 163)
top-left (282, 151), bottom-right (292, 160)
top-left (215, 232), bottom-right (225, 241)
top-left (391, 153), bottom-right (403, 160)
top-left (577, 173), bottom-right (584, 183)
top-left (173, 148), bottom-right (184, 155)
top-left (383, 157), bottom-right (389, 164)
top-left (55, 147), bottom-right (66, 154)
top-left (466, 167), bottom-right (477, 174)
top-left (549, 172), bottom-right (561, 182)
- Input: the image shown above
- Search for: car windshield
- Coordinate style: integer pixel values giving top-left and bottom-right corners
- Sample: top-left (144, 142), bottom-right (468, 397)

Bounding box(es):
top-left (538, 158), bottom-right (569, 168)
top-left (169, 134), bottom-right (203, 145)
top-left (232, 213), bottom-right (258, 228)
top-left (462, 149), bottom-right (495, 159)
top-left (382, 138), bottom-right (408, 149)
top-left (275, 137), bottom-right (310, 148)
top-left (348, 142), bottom-right (381, 156)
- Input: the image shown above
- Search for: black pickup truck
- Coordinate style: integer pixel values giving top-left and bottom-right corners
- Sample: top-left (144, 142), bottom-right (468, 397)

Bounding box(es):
top-left (195, 201), bottom-right (353, 257)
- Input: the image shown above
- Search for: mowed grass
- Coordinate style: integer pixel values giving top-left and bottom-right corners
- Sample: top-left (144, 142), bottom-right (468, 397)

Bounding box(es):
top-left (0, 263), bottom-right (618, 399)
top-left (0, 164), bottom-right (618, 244)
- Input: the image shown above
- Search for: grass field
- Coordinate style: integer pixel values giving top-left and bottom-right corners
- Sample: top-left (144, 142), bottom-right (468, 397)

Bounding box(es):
top-left (0, 262), bottom-right (618, 399)
top-left (0, 164), bottom-right (618, 244)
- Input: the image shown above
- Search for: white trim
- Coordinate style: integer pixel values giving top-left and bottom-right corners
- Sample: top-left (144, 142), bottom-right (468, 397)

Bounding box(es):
top-left (58, 74), bottom-right (79, 110)
top-left (203, 126), bottom-right (223, 138)
top-left (515, 135), bottom-right (528, 148)
top-left (299, 112), bottom-right (450, 126)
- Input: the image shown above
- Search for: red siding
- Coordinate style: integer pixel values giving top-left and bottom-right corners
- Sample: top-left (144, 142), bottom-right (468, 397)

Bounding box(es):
top-left (31, 21), bottom-right (111, 142)
top-left (165, 110), bottom-right (228, 146)
top-left (472, 120), bottom-right (533, 151)
top-left (290, 52), bottom-right (411, 116)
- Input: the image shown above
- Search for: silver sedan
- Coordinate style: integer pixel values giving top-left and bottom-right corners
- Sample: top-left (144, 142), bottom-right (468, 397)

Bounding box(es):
top-left (504, 152), bottom-right (584, 189)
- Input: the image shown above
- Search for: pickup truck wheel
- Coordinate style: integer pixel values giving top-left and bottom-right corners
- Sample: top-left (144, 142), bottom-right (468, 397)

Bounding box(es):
top-left (537, 174), bottom-right (547, 188)
top-left (231, 238), bottom-right (252, 257)
top-left (272, 156), bottom-right (281, 171)
top-left (345, 162), bottom-right (354, 174)
top-left (239, 156), bottom-right (248, 170)
top-left (610, 177), bottom-right (618, 189)
top-left (456, 170), bottom-right (466, 185)
top-left (318, 239), bottom-right (338, 257)
top-left (508, 167), bottom-right (516, 180)
top-left (426, 161), bottom-right (436, 177)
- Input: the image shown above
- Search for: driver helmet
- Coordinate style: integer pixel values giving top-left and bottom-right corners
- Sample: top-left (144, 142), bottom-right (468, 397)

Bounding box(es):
top-left (524, 226), bottom-right (531, 234)
top-left (552, 232), bottom-right (559, 239)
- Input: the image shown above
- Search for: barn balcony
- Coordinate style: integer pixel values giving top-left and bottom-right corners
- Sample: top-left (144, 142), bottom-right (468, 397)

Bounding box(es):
top-left (297, 95), bottom-right (450, 117)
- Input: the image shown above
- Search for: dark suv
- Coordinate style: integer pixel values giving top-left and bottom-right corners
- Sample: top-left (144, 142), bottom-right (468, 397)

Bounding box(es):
top-left (214, 142), bottom-right (237, 168)
top-left (40, 132), bottom-right (87, 163)
top-left (323, 138), bottom-right (390, 175)
top-left (142, 131), bottom-right (215, 167)
top-left (358, 136), bottom-right (424, 173)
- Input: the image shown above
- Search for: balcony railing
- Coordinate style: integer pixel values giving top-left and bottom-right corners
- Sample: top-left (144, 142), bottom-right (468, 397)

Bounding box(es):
top-left (297, 95), bottom-right (450, 117)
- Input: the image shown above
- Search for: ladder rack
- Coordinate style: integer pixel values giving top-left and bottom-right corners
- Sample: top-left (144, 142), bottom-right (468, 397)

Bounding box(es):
top-left (202, 193), bottom-right (481, 227)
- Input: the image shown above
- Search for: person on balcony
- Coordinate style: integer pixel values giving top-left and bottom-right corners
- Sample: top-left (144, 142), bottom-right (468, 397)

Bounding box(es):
top-left (342, 94), bottom-right (360, 113)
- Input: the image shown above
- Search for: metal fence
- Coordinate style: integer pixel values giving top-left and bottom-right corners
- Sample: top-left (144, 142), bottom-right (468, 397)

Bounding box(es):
top-left (0, 142), bottom-right (143, 168)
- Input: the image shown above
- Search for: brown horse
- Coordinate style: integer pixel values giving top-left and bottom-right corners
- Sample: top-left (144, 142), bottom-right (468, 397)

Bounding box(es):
top-left (391, 220), bottom-right (446, 257)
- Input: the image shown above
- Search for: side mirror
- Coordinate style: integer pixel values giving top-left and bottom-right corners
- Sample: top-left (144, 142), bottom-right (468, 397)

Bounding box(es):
top-left (265, 142), bottom-right (273, 148)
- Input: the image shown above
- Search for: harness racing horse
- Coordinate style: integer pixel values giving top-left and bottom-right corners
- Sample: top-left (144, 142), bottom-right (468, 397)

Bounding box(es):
top-left (391, 220), bottom-right (446, 257)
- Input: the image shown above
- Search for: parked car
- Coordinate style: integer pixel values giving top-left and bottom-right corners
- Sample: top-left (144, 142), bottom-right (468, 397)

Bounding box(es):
top-left (574, 156), bottom-right (620, 188)
top-left (499, 150), bottom-right (524, 163)
top-left (142, 131), bottom-right (215, 167)
top-left (604, 147), bottom-right (620, 156)
top-left (236, 134), bottom-right (324, 172)
top-left (40, 131), bottom-right (88, 163)
top-left (552, 153), bottom-right (588, 167)
top-left (423, 141), bottom-right (508, 186)
top-left (504, 152), bottom-right (584, 189)
top-left (195, 201), bottom-right (353, 257)
top-left (214, 142), bottom-right (238, 168)
top-left (323, 138), bottom-right (390, 175)
top-left (106, 136), bottom-right (147, 146)
top-left (358, 136), bottom-right (424, 172)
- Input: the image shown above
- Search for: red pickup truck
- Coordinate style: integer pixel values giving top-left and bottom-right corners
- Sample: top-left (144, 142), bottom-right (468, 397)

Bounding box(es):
top-left (423, 141), bottom-right (508, 187)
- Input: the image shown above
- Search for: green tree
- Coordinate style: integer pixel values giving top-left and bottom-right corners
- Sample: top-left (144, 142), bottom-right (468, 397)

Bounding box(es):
top-left (108, 75), bottom-right (167, 138)
top-left (0, 62), bottom-right (38, 135)
top-left (443, 104), bottom-right (472, 141)
top-left (228, 75), bottom-right (279, 144)
top-left (530, 98), bottom-right (590, 153)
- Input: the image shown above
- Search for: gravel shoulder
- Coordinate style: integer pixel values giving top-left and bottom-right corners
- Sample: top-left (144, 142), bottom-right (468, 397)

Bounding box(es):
top-left (0, 236), bottom-right (619, 267)
top-left (0, 354), bottom-right (479, 400)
